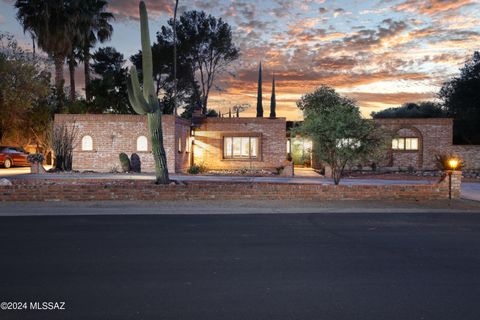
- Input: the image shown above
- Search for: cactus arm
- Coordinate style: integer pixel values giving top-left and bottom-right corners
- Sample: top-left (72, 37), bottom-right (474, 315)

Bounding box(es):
top-left (139, 1), bottom-right (156, 100)
top-left (126, 74), bottom-right (146, 115)
top-left (128, 66), bottom-right (153, 114)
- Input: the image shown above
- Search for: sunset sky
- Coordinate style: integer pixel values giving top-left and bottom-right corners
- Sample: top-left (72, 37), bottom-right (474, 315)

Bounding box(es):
top-left (1, 0), bottom-right (479, 119)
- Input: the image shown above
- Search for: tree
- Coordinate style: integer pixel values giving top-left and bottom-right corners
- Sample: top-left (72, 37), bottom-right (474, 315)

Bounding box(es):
top-left (0, 32), bottom-right (52, 147)
top-left (76, 0), bottom-right (114, 102)
top-left (256, 62), bottom-right (263, 117)
top-left (127, 1), bottom-right (169, 184)
top-left (159, 10), bottom-right (239, 114)
top-left (297, 86), bottom-right (388, 185)
top-left (371, 101), bottom-right (446, 119)
top-left (440, 51), bottom-right (480, 144)
top-left (270, 74), bottom-right (276, 118)
top-left (88, 47), bottom-right (132, 114)
top-left (15, 0), bottom-right (76, 109)
top-left (131, 37), bottom-right (197, 115)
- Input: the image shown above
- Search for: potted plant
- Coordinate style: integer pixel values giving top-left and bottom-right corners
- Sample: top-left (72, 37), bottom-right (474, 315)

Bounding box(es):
top-left (27, 153), bottom-right (46, 174)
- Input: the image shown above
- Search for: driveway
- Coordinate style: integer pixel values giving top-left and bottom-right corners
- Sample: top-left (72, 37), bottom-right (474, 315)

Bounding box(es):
top-left (461, 182), bottom-right (480, 202)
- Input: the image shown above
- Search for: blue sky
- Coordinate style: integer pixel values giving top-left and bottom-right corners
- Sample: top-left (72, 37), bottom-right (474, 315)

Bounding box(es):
top-left (1, 0), bottom-right (479, 119)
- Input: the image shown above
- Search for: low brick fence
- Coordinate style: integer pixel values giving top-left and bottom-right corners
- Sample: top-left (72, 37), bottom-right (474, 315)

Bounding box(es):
top-left (0, 172), bottom-right (461, 202)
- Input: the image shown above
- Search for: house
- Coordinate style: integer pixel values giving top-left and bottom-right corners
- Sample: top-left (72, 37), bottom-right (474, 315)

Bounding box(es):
top-left (54, 111), bottom-right (288, 174)
top-left (309, 118), bottom-right (480, 171)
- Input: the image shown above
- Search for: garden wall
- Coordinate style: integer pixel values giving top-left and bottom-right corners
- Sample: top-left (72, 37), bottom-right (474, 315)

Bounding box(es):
top-left (0, 172), bottom-right (461, 201)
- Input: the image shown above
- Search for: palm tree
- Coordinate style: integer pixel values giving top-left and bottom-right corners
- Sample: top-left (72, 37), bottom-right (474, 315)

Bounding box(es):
top-left (77, 0), bottom-right (114, 101)
top-left (15, 0), bottom-right (75, 108)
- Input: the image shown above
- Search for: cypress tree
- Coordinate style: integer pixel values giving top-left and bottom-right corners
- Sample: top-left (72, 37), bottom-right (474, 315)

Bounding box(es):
top-left (270, 74), bottom-right (276, 118)
top-left (256, 62), bottom-right (263, 117)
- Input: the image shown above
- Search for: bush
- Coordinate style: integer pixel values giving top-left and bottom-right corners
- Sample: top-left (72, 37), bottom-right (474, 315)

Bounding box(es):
top-left (187, 163), bottom-right (207, 174)
top-left (27, 153), bottom-right (45, 164)
top-left (130, 153), bottom-right (141, 173)
top-left (434, 154), bottom-right (464, 170)
top-left (119, 153), bottom-right (131, 172)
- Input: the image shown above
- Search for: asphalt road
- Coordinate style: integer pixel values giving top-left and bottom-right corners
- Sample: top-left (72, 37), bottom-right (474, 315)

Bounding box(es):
top-left (1, 212), bottom-right (480, 320)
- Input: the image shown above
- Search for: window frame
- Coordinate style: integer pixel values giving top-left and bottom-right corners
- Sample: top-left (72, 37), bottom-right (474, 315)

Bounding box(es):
top-left (392, 137), bottom-right (419, 151)
top-left (222, 134), bottom-right (261, 161)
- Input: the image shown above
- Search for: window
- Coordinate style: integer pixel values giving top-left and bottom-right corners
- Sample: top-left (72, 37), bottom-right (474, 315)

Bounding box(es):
top-left (392, 137), bottom-right (418, 150)
top-left (81, 135), bottom-right (93, 151)
top-left (136, 136), bottom-right (148, 151)
top-left (224, 136), bottom-right (259, 159)
top-left (178, 137), bottom-right (182, 152)
top-left (336, 138), bottom-right (361, 149)
top-left (185, 137), bottom-right (190, 153)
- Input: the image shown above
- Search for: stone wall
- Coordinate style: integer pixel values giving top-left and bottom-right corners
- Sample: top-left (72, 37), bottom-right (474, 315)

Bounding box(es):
top-left (0, 172), bottom-right (462, 201)
top-left (193, 117), bottom-right (287, 171)
top-left (54, 114), bottom-right (184, 173)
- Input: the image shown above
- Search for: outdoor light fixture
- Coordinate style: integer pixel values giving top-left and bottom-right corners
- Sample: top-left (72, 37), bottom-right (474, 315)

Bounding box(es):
top-left (448, 157), bottom-right (459, 200)
top-left (448, 158), bottom-right (459, 170)
top-left (190, 129), bottom-right (195, 137)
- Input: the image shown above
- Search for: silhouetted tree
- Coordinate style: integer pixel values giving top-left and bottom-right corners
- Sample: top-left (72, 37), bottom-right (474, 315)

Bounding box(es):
top-left (371, 101), bottom-right (446, 119)
top-left (439, 51), bottom-right (480, 144)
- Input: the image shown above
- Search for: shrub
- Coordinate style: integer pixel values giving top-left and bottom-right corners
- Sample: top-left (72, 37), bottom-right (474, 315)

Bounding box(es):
top-left (130, 153), bottom-right (141, 173)
top-left (119, 153), bottom-right (131, 172)
top-left (51, 122), bottom-right (78, 171)
top-left (187, 163), bottom-right (207, 174)
top-left (27, 153), bottom-right (45, 164)
top-left (434, 154), bottom-right (464, 171)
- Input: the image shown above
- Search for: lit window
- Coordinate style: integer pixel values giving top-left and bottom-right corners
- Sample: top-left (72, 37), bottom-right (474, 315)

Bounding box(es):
top-left (336, 138), bottom-right (360, 149)
top-left (137, 136), bottom-right (148, 151)
top-left (81, 135), bottom-right (93, 151)
top-left (185, 137), bottom-right (190, 152)
top-left (224, 137), bottom-right (259, 159)
top-left (392, 138), bottom-right (418, 150)
top-left (178, 137), bottom-right (182, 152)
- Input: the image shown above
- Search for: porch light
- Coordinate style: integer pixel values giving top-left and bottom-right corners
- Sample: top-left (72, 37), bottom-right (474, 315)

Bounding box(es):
top-left (190, 129), bottom-right (195, 137)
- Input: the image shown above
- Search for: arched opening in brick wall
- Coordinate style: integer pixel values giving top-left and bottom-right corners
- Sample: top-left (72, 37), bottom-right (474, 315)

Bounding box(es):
top-left (391, 126), bottom-right (423, 169)
top-left (81, 135), bottom-right (93, 151)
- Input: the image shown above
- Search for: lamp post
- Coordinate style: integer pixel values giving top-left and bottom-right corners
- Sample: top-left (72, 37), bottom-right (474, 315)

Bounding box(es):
top-left (448, 158), bottom-right (459, 200)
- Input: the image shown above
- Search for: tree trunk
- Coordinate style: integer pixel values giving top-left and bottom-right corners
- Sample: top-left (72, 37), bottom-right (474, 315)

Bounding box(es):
top-left (68, 57), bottom-right (76, 101)
top-left (54, 55), bottom-right (65, 111)
top-left (202, 95), bottom-right (208, 114)
top-left (148, 108), bottom-right (169, 184)
top-left (84, 48), bottom-right (91, 101)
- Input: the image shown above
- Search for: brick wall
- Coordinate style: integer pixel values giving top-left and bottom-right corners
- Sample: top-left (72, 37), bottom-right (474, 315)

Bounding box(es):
top-left (0, 171), bottom-right (462, 201)
top-left (376, 118), bottom-right (454, 169)
top-left (193, 117), bottom-right (287, 171)
top-left (54, 114), bottom-right (184, 173)
top-left (175, 117), bottom-right (192, 172)
top-left (375, 118), bottom-right (480, 170)
top-left (450, 145), bottom-right (480, 169)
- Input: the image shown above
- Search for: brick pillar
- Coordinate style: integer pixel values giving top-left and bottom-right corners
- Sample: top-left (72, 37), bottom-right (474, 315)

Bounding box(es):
top-left (439, 170), bottom-right (462, 199)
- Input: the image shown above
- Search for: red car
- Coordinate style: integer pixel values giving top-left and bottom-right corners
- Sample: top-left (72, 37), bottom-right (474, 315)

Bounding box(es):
top-left (0, 146), bottom-right (29, 168)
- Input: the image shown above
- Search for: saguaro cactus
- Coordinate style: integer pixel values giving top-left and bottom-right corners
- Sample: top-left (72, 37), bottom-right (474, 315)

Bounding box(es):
top-left (127, 1), bottom-right (169, 184)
